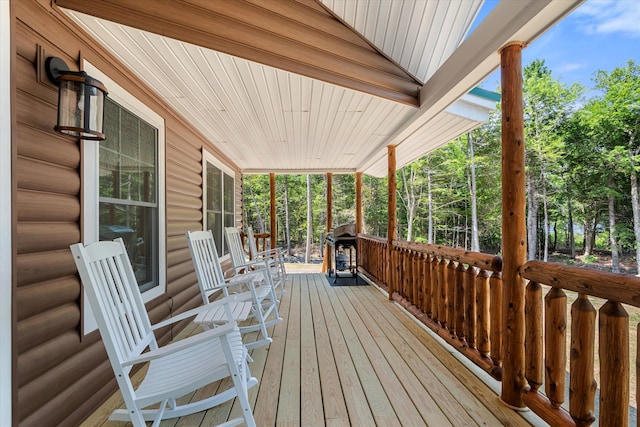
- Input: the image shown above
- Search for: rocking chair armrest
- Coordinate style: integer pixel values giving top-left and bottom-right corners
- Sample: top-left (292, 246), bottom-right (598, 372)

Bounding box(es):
top-left (224, 271), bottom-right (264, 286)
top-left (252, 248), bottom-right (283, 260)
top-left (123, 322), bottom-right (239, 367)
top-left (235, 258), bottom-right (272, 270)
top-left (151, 295), bottom-right (242, 330)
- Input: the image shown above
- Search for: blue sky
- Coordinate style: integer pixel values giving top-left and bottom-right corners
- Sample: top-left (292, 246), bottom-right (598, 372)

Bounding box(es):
top-left (476, 0), bottom-right (639, 95)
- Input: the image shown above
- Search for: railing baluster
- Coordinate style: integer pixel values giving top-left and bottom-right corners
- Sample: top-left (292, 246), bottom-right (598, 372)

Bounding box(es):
top-left (465, 266), bottom-right (477, 350)
top-left (410, 249), bottom-right (416, 303)
top-left (430, 255), bottom-right (439, 322)
top-left (413, 252), bottom-right (421, 310)
top-left (438, 258), bottom-right (448, 327)
top-left (476, 269), bottom-right (490, 358)
top-left (447, 259), bottom-right (456, 331)
top-left (525, 280), bottom-right (543, 393)
top-left (636, 323), bottom-right (640, 427)
top-left (455, 262), bottom-right (466, 341)
top-left (405, 249), bottom-right (411, 301)
top-left (423, 254), bottom-right (431, 315)
top-left (569, 294), bottom-right (596, 426)
top-left (490, 271), bottom-right (502, 368)
top-left (599, 300), bottom-right (629, 426)
top-left (544, 287), bottom-right (567, 408)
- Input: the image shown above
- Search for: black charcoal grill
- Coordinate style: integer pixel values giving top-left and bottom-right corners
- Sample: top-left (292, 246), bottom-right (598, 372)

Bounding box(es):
top-left (325, 223), bottom-right (357, 282)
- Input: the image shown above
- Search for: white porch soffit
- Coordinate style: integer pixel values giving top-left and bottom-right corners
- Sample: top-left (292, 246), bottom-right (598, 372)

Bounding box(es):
top-left (60, 0), bottom-right (584, 177)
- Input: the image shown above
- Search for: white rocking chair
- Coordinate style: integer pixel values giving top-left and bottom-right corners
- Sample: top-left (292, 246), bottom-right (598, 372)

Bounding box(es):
top-left (70, 238), bottom-right (257, 427)
top-left (246, 225), bottom-right (287, 283)
top-left (186, 230), bottom-right (282, 349)
top-left (225, 226), bottom-right (285, 298)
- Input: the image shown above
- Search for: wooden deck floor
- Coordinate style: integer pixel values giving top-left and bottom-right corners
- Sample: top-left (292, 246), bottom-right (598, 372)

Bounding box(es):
top-left (83, 273), bottom-right (542, 427)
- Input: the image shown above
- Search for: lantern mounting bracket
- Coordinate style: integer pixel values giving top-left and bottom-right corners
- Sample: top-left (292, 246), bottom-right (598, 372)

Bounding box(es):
top-left (44, 56), bottom-right (70, 85)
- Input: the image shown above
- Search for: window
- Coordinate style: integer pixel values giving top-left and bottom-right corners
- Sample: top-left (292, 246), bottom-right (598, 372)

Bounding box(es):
top-left (82, 61), bottom-right (165, 334)
top-left (203, 150), bottom-right (235, 256)
top-left (100, 98), bottom-right (158, 292)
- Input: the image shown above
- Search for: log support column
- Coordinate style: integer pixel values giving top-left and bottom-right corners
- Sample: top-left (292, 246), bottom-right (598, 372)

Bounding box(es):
top-left (500, 42), bottom-right (528, 409)
top-left (270, 173), bottom-right (276, 250)
top-left (388, 146), bottom-right (397, 300)
top-left (322, 173), bottom-right (333, 273)
top-left (356, 172), bottom-right (363, 234)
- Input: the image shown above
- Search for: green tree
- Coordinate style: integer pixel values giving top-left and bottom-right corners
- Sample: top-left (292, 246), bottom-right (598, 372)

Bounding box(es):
top-left (523, 59), bottom-right (582, 261)
top-left (591, 60), bottom-right (640, 272)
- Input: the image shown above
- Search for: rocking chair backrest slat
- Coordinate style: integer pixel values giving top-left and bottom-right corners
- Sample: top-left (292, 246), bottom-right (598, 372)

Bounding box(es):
top-left (225, 227), bottom-right (248, 273)
top-left (246, 226), bottom-right (259, 258)
top-left (71, 239), bottom-right (155, 368)
top-left (186, 230), bottom-right (228, 303)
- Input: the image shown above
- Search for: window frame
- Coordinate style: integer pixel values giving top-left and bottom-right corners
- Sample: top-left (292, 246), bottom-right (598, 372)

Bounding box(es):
top-left (202, 149), bottom-right (235, 259)
top-left (82, 60), bottom-right (166, 335)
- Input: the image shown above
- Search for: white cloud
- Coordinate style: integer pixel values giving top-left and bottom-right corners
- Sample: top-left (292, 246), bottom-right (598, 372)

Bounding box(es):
top-left (556, 62), bottom-right (585, 73)
top-left (574, 0), bottom-right (640, 37)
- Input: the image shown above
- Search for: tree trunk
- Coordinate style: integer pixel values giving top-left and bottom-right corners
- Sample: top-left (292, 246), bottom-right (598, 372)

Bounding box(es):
top-left (567, 186), bottom-right (575, 258)
top-left (630, 162), bottom-right (640, 275)
top-left (468, 132), bottom-right (480, 252)
top-left (401, 168), bottom-right (415, 241)
top-left (527, 168), bottom-right (539, 261)
top-left (283, 175), bottom-right (292, 256)
top-left (247, 180), bottom-right (266, 232)
top-left (608, 174), bottom-right (620, 273)
top-left (584, 213), bottom-right (595, 257)
top-left (541, 171), bottom-right (549, 262)
top-left (427, 157), bottom-right (434, 244)
top-left (305, 174), bottom-right (312, 263)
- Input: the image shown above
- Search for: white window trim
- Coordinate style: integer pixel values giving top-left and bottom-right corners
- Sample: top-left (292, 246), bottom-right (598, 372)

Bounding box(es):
top-left (82, 61), bottom-right (166, 334)
top-left (202, 149), bottom-right (235, 259)
top-left (0, 0), bottom-right (12, 422)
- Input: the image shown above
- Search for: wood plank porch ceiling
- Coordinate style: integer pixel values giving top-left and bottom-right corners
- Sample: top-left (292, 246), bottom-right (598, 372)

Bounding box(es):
top-left (56, 0), bottom-right (584, 176)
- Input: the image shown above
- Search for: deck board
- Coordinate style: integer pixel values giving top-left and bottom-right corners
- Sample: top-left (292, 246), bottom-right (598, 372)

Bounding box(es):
top-left (82, 273), bottom-right (541, 427)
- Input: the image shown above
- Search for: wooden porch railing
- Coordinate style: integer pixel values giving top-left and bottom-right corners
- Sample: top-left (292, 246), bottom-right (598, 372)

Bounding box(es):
top-left (521, 261), bottom-right (640, 426)
top-left (357, 234), bottom-right (504, 380)
top-left (358, 234), bottom-right (640, 427)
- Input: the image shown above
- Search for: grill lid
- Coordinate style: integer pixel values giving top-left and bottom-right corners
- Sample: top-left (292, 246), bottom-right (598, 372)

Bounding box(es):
top-left (333, 223), bottom-right (356, 237)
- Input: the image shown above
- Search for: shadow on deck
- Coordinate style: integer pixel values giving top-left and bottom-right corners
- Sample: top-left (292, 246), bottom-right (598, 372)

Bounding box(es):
top-left (83, 273), bottom-right (545, 426)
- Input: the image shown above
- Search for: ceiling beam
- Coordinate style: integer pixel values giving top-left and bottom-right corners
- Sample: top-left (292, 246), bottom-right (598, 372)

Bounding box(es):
top-left (55, 0), bottom-right (421, 106)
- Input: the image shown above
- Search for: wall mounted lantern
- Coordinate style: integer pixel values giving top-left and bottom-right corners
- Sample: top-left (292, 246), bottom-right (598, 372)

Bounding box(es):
top-left (45, 56), bottom-right (108, 141)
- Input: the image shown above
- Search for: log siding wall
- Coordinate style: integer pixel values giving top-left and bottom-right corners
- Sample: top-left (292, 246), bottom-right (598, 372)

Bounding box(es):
top-left (13, 1), bottom-right (243, 425)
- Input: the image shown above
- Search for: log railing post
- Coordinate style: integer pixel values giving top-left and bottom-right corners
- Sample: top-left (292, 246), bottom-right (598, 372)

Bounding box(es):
top-left (447, 260), bottom-right (456, 334)
top-left (500, 41), bottom-right (527, 408)
top-left (599, 301), bottom-right (629, 426)
top-left (476, 269), bottom-right (490, 358)
top-left (356, 172), bottom-right (362, 235)
top-left (437, 258), bottom-right (448, 326)
top-left (388, 145), bottom-right (397, 300)
top-left (423, 254), bottom-right (432, 315)
top-left (464, 267), bottom-right (478, 349)
top-left (544, 287), bottom-right (567, 408)
top-left (490, 272), bottom-right (503, 368)
top-left (418, 253), bottom-right (426, 312)
top-left (455, 262), bottom-right (466, 340)
top-left (570, 294), bottom-right (596, 426)
top-left (525, 281), bottom-right (543, 394)
top-left (430, 255), bottom-right (439, 321)
top-left (270, 173), bottom-right (276, 250)
top-left (322, 173), bottom-right (333, 273)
